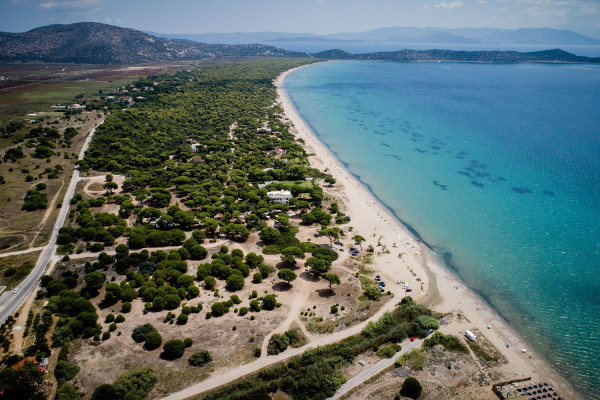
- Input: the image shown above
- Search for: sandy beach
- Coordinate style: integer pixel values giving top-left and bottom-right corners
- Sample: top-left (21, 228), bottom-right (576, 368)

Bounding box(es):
top-left (275, 64), bottom-right (581, 399)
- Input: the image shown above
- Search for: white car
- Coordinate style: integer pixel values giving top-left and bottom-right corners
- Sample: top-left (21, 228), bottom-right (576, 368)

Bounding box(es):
top-left (12, 288), bottom-right (18, 293)
top-left (358, 360), bottom-right (365, 366)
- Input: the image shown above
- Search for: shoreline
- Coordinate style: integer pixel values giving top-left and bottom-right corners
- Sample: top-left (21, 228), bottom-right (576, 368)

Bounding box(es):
top-left (275, 64), bottom-right (581, 399)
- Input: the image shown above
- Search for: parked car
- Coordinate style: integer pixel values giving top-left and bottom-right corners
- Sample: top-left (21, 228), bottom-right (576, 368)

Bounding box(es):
top-left (406, 288), bottom-right (413, 292)
top-left (375, 275), bottom-right (381, 281)
top-left (359, 360), bottom-right (365, 366)
top-left (378, 282), bottom-right (385, 287)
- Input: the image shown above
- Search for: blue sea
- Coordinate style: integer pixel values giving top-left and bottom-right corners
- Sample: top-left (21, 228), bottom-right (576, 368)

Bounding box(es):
top-left (284, 61), bottom-right (600, 399)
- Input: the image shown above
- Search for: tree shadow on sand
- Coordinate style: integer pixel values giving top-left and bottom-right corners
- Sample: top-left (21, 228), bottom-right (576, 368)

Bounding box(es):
top-left (316, 288), bottom-right (335, 298)
top-left (272, 282), bottom-right (293, 292)
top-left (299, 271), bottom-right (320, 282)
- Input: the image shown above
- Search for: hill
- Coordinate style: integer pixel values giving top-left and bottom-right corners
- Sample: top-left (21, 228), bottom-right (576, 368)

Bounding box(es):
top-left (0, 22), bottom-right (304, 64)
top-left (1, 23), bottom-right (598, 65)
top-left (312, 48), bottom-right (600, 63)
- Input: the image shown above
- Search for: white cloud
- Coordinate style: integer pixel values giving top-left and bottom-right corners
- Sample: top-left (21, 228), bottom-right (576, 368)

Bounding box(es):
top-left (523, 6), bottom-right (568, 17)
top-left (39, 0), bottom-right (103, 12)
top-left (434, 1), bottom-right (464, 9)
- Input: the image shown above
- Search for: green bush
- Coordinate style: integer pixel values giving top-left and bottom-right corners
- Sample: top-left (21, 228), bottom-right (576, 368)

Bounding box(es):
top-left (396, 349), bottom-right (425, 370)
top-left (131, 324), bottom-right (156, 343)
top-left (54, 360), bottom-right (80, 383)
top-left (144, 331), bottom-right (162, 350)
top-left (376, 344), bottom-right (401, 358)
top-left (422, 331), bottom-right (467, 353)
top-left (177, 314), bottom-right (188, 324)
top-left (226, 273), bottom-right (245, 291)
top-left (188, 350), bottom-right (212, 367)
top-left (163, 339), bottom-right (185, 360)
top-left (261, 294), bottom-right (278, 310)
top-left (56, 384), bottom-right (81, 400)
top-left (416, 315), bottom-right (439, 330)
top-left (400, 376), bottom-right (423, 399)
top-left (262, 245), bottom-right (280, 255)
top-left (91, 368), bottom-right (157, 400)
top-left (267, 333), bottom-right (290, 355)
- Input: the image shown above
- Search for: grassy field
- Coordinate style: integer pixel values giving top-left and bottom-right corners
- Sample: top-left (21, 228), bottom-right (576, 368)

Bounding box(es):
top-left (277, 180), bottom-right (315, 190)
top-left (0, 111), bottom-right (103, 252)
top-left (0, 251), bottom-right (41, 289)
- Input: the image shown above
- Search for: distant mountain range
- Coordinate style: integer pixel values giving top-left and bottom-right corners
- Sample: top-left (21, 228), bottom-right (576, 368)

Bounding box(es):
top-left (153, 26), bottom-right (600, 46)
top-left (0, 22), bottom-right (302, 64)
top-left (1, 23), bottom-right (598, 65)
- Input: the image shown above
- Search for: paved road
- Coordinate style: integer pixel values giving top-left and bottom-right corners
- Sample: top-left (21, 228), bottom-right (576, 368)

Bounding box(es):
top-left (0, 118), bottom-right (104, 325)
top-left (328, 338), bottom-right (424, 400)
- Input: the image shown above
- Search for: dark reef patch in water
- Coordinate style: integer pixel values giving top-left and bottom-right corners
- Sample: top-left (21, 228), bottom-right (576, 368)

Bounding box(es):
top-left (442, 251), bottom-right (459, 273)
top-left (512, 187), bottom-right (533, 194)
top-left (380, 143), bottom-right (391, 147)
top-left (542, 190), bottom-right (555, 196)
top-left (415, 148), bottom-right (427, 153)
top-left (458, 171), bottom-right (472, 177)
top-left (497, 176), bottom-right (506, 181)
top-left (471, 181), bottom-right (485, 188)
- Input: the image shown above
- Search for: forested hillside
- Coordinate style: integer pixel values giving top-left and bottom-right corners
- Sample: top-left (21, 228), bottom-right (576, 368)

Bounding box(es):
top-left (0, 23), bottom-right (304, 64)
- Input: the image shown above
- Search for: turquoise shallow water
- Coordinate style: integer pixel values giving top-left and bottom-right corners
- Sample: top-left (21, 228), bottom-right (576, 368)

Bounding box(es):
top-left (284, 61), bottom-right (600, 399)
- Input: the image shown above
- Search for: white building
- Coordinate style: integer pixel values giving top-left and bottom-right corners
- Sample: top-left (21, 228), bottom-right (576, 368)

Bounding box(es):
top-left (267, 190), bottom-right (292, 204)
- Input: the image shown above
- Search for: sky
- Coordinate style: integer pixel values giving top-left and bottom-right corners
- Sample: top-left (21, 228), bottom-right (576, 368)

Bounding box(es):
top-left (1, 0), bottom-right (599, 38)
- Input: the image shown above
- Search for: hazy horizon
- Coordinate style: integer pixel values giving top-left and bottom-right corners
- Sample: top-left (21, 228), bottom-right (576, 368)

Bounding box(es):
top-left (1, 0), bottom-right (599, 39)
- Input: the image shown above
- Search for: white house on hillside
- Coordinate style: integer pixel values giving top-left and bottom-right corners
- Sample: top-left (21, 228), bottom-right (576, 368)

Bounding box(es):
top-left (267, 190), bottom-right (292, 204)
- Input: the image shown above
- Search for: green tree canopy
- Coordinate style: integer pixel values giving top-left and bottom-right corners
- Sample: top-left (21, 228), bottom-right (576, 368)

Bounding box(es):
top-left (322, 273), bottom-right (341, 291)
top-left (277, 269), bottom-right (297, 286)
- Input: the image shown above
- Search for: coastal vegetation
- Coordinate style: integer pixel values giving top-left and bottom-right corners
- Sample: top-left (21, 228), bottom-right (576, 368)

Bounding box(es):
top-left (198, 297), bottom-right (433, 400)
top-left (0, 56), bottom-right (486, 400)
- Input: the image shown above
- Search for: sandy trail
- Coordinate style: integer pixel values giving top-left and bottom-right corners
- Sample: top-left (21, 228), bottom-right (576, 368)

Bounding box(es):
top-left (260, 274), bottom-right (310, 356)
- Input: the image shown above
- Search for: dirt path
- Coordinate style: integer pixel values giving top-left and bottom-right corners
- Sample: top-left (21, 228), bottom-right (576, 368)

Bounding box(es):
top-left (28, 180), bottom-right (65, 247)
top-left (161, 294), bottom-right (400, 400)
top-left (0, 247), bottom-right (44, 258)
top-left (260, 274), bottom-right (312, 356)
